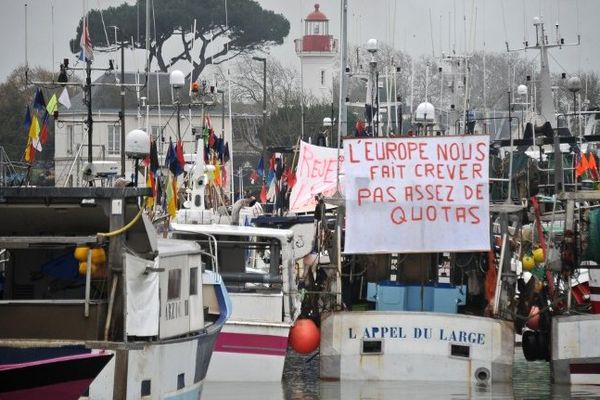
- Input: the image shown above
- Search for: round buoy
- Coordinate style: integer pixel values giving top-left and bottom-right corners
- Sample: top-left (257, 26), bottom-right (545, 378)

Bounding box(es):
top-left (522, 255), bottom-right (535, 271)
top-left (526, 305), bottom-right (541, 330)
top-left (289, 319), bottom-right (320, 354)
top-left (79, 261), bottom-right (88, 276)
top-left (74, 246), bottom-right (90, 262)
top-left (91, 248), bottom-right (107, 264)
top-left (532, 248), bottom-right (545, 264)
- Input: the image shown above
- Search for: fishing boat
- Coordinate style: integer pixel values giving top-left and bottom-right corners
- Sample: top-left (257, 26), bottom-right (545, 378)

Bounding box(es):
top-left (282, 3), bottom-right (516, 381)
top-left (0, 187), bottom-right (230, 399)
top-left (0, 352), bottom-right (113, 400)
top-left (170, 223), bottom-right (300, 382)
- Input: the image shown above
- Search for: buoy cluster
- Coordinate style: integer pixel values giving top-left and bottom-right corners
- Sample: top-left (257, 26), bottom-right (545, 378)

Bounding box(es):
top-left (74, 246), bottom-right (107, 279)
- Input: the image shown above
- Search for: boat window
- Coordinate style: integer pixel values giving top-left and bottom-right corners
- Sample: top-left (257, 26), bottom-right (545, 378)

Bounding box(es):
top-left (190, 267), bottom-right (198, 295)
top-left (450, 344), bottom-right (470, 358)
top-left (168, 269), bottom-right (182, 300)
top-left (141, 380), bottom-right (151, 396)
top-left (361, 339), bottom-right (383, 354)
top-left (177, 373), bottom-right (185, 390)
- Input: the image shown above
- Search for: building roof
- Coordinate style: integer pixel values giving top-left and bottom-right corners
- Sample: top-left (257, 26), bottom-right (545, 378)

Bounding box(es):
top-left (306, 4), bottom-right (328, 21)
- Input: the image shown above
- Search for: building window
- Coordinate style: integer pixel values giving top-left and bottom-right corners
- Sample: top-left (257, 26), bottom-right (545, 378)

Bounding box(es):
top-left (108, 125), bottom-right (121, 156)
top-left (66, 125), bottom-right (74, 154)
top-left (320, 70), bottom-right (326, 86)
top-left (313, 24), bottom-right (320, 34)
top-left (168, 269), bottom-right (182, 300)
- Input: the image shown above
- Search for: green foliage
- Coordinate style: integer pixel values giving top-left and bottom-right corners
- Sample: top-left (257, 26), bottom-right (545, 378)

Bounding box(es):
top-left (71, 0), bottom-right (289, 81)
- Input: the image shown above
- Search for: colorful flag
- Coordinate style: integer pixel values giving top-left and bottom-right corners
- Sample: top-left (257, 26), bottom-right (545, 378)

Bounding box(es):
top-left (166, 141), bottom-right (183, 176)
top-left (266, 178), bottom-right (277, 202)
top-left (28, 114), bottom-right (40, 142)
top-left (23, 105), bottom-right (32, 132)
top-left (259, 184), bottom-right (267, 203)
top-left (166, 174), bottom-right (177, 218)
top-left (588, 153), bottom-right (598, 180)
top-left (145, 170), bottom-right (155, 209)
top-left (576, 153), bottom-right (590, 178)
top-left (257, 157), bottom-right (264, 177)
top-left (40, 111), bottom-right (49, 144)
top-left (175, 139), bottom-right (186, 170)
top-left (79, 16), bottom-right (94, 61)
top-left (33, 88), bottom-right (46, 112)
top-left (58, 88), bottom-right (71, 109)
top-left (249, 170), bottom-right (259, 184)
top-left (149, 140), bottom-right (159, 175)
top-left (46, 93), bottom-right (58, 115)
top-left (24, 138), bottom-right (34, 163)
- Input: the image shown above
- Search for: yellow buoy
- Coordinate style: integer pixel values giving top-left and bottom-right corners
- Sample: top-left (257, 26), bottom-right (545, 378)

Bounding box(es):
top-left (533, 248), bottom-right (545, 263)
top-left (79, 261), bottom-right (88, 276)
top-left (74, 246), bottom-right (90, 262)
top-left (522, 255), bottom-right (535, 271)
top-left (91, 248), bottom-right (107, 264)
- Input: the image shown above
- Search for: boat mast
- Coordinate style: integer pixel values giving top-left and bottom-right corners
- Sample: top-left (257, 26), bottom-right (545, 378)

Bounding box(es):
top-left (336, 0), bottom-right (348, 193)
top-left (506, 16), bottom-right (580, 124)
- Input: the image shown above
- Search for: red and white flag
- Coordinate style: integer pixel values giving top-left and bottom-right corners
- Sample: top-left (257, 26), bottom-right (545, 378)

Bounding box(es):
top-left (79, 16), bottom-right (94, 62)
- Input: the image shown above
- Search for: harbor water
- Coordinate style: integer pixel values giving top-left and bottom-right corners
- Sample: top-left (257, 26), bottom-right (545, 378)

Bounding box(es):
top-left (203, 349), bottom-right (600, 399)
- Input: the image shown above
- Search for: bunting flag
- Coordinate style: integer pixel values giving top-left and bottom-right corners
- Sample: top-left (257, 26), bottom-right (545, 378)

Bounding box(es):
top-left (166, 174), bottom-right (177, 218)
top-left (46, 94), bottom-right (58, 115)
top-left (40, 111), bottom-right (49, 144)
top-left (79, 16), bottom-right (94, 62)
top-left (59, 88), bottom-right (71, 109)
top-left (175, 139), bottom-right (186, 170)
top-left (33, 88), bottom-right (46, 112)
top-left (259, 184), bottom-right (267, 203)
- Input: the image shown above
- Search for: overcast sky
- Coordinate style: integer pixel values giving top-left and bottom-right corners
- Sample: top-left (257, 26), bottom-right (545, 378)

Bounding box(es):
top-left (1, 0), bottom-right (599, 83)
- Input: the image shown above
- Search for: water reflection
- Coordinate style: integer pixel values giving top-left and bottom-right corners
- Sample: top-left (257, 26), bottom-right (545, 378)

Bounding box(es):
top-left (202, 351), bottom-right (600, 400)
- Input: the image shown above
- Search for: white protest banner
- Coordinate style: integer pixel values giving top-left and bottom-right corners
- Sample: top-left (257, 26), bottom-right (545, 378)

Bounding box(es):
top-left (289, 141), bottom-right (343, 211)
top-left (344, 136), bottom-right (490, 253)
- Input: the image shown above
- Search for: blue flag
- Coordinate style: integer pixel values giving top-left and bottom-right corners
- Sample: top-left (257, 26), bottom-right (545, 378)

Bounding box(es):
top-left (33, 89), bottom-right (46, 112)
top-left (24, 105), bottom-right (32, 132)
top-left (257, 157), bottom-right (264, 177)
top-left (166, 141), bottom-right (183, 176)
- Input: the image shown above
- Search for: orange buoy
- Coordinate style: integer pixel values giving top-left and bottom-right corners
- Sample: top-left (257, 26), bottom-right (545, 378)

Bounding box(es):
top-left (74, 246), bottom-right (90, 262)
top-left (289, 319), bottom-right (320, 354)
top-left (91, 248), bottom-right (107, 264)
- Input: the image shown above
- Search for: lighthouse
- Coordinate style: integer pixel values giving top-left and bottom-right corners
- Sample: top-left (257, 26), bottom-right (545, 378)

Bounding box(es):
top-left (295, 4), bottom-right (338, 102)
